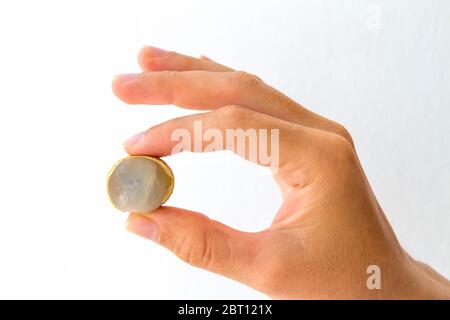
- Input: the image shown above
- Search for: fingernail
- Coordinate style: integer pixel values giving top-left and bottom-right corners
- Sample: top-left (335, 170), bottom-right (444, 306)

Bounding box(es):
top-left (143, 46), bottom-right (168, 57)
top-left (126, 215), bottom-right (159, 242)
top-left (113, 73), bottom-right (140, 85)
top-left (123, 131), bottom-right (145, 148)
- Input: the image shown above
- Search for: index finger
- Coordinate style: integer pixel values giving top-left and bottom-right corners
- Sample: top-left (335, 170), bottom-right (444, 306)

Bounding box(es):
top-left (123, 105), bottom-right (328, 176)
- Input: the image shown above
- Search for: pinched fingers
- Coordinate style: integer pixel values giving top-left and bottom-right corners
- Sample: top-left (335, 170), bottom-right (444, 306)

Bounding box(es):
top-left (113, 67), bottom-right (352, 145)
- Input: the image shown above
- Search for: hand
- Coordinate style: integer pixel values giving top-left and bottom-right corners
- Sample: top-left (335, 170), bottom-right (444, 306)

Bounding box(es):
top-left (112, 46), bottom-right (450, 299)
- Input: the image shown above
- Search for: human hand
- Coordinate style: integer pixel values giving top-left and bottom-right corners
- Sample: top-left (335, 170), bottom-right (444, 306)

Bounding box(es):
top-left (112, 46), bottom-right (450, 299)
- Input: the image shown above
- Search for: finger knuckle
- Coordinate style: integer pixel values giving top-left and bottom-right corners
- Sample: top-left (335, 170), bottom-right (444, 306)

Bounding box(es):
top-left (334, 123), bottom-right (354, 147)
top-left (329, 134), bottom-right (357, 166)
top-left (170, 232), bottom-right (203, 266)
top-left (217, 105), bottom-right (253, 123)
top-left (197, 232), bottom-right (231, 271)
top-left (160, 71), bottom-right (179, 103)
top-left (175, 231), bottom-right (232, 271)
top-left (232, 71), bottom-right (263, 89)
top-left (226, 71), bottom-right (264, 97)
top-left (183, 232), bottom-right (211, 268)
top-left (162, 216), bottom-right (232, 271)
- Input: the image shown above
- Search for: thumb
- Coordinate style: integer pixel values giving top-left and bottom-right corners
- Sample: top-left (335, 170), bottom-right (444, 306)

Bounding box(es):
top-left (126, 206), bottom-right (264, 284)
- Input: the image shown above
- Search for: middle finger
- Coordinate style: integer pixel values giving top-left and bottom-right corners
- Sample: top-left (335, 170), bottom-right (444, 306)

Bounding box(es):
top-left (113, 70), bottom-right (330, 131)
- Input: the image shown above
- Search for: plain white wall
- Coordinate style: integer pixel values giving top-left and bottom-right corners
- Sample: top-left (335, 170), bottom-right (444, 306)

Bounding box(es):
top-left (0, 0), bottom-right (448, 298)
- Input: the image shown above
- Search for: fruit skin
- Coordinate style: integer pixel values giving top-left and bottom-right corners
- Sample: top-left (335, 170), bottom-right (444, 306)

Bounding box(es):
top-left (106, 155), bottom-right (174, 213)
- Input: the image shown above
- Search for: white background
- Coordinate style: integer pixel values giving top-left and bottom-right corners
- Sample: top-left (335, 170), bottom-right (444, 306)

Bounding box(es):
top-left (0, 0), bottom-right (448, 299)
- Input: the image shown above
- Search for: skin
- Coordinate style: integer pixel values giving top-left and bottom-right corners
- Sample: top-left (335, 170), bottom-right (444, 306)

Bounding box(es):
top-left (112, 46), bottom-right (450, 299)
